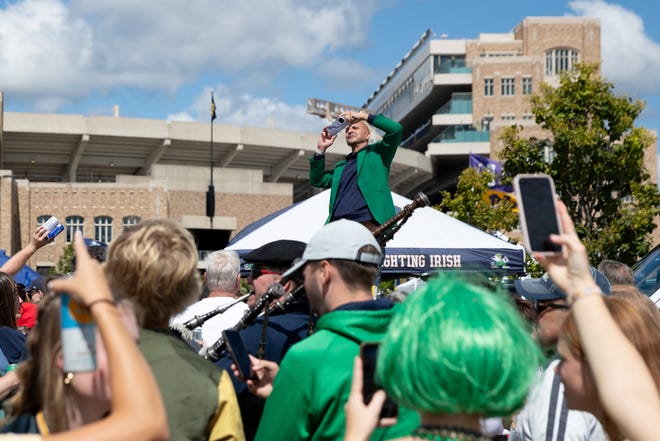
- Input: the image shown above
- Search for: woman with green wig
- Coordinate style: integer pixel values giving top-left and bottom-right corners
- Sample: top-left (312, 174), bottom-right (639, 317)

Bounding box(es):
top-left (343, 275), bottom-right (543, 441)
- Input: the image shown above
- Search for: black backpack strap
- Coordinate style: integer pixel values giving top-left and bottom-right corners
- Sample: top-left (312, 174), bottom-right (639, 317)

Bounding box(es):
top-left (545, 371), bottom-right (563, 441)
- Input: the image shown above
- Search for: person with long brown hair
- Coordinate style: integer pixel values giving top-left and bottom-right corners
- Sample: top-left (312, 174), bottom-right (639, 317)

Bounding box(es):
top-left (1, 232), bottom-right (168, 440)
top-left (0, 272), bottom-right (27, 364)
top-left (2, 294), bottom-right (140, 434)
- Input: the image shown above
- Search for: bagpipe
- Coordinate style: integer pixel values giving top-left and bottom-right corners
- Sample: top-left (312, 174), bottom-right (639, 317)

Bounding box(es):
top-left (198, 283), bottom-right (285, 361)
top-left (371, 192), bottom-right (430, 246)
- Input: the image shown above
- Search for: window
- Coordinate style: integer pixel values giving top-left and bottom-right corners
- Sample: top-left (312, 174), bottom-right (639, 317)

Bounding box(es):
top-left (501, 77), bottom-right (515, 96)
top-left (502, 115), bottom-right (516, 121)
top-left (66, 216), bottom-right (84, 243)
top-left (545, 48), bottom-right (579, 76)
top-left (36, 215), bottom-right (52, 226)
top-left (94, 216), bottom-right (113, 243)
top-left (484, 78), bottom-right (494, 96)
top-left (522, 114), bottom-right (534, 121)
top-left (122, 215), bottom-right (141, 230)
top-left (522, 77), bottom-right (533, 95)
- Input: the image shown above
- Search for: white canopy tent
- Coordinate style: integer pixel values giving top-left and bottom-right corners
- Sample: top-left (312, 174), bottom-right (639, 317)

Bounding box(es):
top-left (227, 190), bottom-right (525, 276)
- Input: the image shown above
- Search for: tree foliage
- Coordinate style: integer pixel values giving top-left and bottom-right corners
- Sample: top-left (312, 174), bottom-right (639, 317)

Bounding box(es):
top-left (52, 243), bottom-right (74, 276)
top-left (437, 167), bottom-right (518, 234)
top-left (500, 63), bottom-right (660, 264)
top-left (436, 167), bottom-right (545, 276)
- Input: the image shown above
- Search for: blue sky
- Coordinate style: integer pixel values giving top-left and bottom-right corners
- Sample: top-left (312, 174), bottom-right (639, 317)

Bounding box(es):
top-left (1, 0), bottom-right (658, 137)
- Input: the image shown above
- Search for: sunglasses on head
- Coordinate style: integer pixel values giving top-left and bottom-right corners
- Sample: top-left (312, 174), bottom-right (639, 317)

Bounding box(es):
top-left (249, 266), bottom-right (282, 279)
top-left (534, 301), bottom-right (569, 317)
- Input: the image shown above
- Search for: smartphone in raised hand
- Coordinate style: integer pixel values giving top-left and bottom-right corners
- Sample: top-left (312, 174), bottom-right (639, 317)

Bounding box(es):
top-left (360, 342), bottom-right (398, 418)
top-left (513, 174), bottom-right (563, 256)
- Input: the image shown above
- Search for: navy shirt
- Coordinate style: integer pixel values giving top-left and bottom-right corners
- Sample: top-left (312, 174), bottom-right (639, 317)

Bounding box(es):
top-left (331, 152), bottom-right (373, 223)
top-left (0, 327), bottom-right (27, 364)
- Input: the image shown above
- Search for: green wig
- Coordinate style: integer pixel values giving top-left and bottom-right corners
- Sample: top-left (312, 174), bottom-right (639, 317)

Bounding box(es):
top-left (376, 274), bottom-right (542, 417)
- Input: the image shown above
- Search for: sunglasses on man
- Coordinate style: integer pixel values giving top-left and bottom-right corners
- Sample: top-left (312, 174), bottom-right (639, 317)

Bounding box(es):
top-left (534, 301), bottom-right (569, 317)
top-left (249, 266), bottom-right (282, 279)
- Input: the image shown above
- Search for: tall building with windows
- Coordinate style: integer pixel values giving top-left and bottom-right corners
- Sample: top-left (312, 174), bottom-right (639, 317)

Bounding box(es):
top-left (361, 17), bottom-right (658, 196)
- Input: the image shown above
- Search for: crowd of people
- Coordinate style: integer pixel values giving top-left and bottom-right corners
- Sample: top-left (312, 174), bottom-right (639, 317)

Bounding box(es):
top-left (0, 112), bottom-right (658, 441)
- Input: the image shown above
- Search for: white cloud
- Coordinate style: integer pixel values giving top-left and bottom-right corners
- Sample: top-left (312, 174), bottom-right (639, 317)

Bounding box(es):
top-left (0, 0), bottom-right (94, 104)
top-left (314, 57), bottom-right (383, 91)
top-left (179, 85), bottom-right (325, 133)
top-left (569, 0), bottom-right (660, 95)
top-left (166, 112), bottom-right (195, 123)
top-left (0, 0), bottom-right (380, 115)
top-left (71, 0), bottom-right (378, 91)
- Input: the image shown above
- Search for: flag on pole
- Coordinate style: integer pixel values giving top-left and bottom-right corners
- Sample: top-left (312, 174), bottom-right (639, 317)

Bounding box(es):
top-left (211, 92), bottom-right (217, 121)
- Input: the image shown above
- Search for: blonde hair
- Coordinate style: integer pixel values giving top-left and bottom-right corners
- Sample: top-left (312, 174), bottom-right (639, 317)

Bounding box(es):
top-left (610, 285), bottom-right (660, 319)
top-left (105, 218), bottom-right (201, 328)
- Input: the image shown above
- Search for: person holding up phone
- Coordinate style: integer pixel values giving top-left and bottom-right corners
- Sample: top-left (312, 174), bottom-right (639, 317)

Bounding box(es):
top-left (1, 232), bottom-right (169, 441)
top-left (533, 200), bottom-right (660, 441)
top-left (343, 275), bottom-right (543, 441)
top-left (311, 111), bottom-right (402, 230)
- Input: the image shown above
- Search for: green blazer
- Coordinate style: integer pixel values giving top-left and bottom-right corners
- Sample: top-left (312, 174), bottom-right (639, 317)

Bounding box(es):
top-left (309, 114), bottom-right (402, 225)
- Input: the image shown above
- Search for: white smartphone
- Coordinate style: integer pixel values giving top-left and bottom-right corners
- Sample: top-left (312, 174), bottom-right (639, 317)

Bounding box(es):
top-left (513, 174), bottom-right (563, 255)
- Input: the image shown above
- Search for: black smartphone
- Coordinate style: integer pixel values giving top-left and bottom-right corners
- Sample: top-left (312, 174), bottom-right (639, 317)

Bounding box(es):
top-left (513, 174), bottom-right (563, 255)
top-left (360, 342), bottom-right (398, 418)
top-left (223, 330), bottom-right (252, 382)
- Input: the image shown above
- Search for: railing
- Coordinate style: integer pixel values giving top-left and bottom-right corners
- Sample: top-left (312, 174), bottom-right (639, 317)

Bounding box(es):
top-left (401, 120), bottom-right (432, 148)
top-left (435, 57), bottom-right (472, 74)
top-left (435, 93), bottom-right (473, 115)
top-left (431, 126), bottom-right (490, 143)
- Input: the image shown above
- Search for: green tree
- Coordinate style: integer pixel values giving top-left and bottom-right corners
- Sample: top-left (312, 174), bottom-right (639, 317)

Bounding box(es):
top-left (437, 167), bottom-right (519, 235)
top-left (52, 243), bottom-right (74, 276)
top-left (500, 63), bottom-right (660, 264)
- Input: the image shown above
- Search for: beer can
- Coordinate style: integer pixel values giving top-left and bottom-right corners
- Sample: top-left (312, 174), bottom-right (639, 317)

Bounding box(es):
top-left (47, 223), bottom-right (64, 240)
top-left (42, 216), bottom-right (59, 232)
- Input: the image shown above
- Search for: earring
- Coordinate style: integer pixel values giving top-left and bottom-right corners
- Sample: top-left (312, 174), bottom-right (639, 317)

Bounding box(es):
top-left (63, 372), bottom-right (74, 385)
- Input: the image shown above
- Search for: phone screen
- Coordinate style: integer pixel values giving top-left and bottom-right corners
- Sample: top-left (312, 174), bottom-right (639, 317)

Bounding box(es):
top-left (514, 174), bottom-right (562, 254)
top-left (223, 330), bottom-right (252, 382)
top-left (360, 342), bottom-right (398, 418)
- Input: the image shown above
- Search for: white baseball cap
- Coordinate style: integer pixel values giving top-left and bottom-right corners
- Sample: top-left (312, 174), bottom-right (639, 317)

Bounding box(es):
top-left (281, 219), bottom-right (383, 280)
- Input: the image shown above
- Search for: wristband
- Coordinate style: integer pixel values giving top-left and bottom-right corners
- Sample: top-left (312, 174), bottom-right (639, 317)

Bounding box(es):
top-left (569, 287), bottom-right (601, 305)
top-left (314, 148), bottom-right (325, 156)
top-left (87, 298), bottom-right (118, 310)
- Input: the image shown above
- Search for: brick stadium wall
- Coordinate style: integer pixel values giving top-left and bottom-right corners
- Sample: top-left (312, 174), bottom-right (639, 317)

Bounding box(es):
top-left (1, 176), bottom-right (293, 270)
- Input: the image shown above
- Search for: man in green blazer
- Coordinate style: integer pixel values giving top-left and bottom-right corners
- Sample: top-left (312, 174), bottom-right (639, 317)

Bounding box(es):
top-left (309, 111), bottom-right (402, 228)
